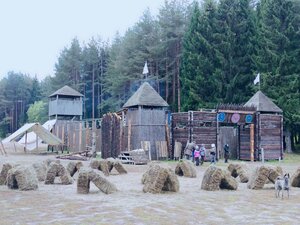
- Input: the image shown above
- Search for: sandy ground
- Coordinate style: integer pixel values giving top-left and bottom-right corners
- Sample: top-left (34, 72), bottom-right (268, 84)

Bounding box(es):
top-left (0, 153), bottom-right (300, 225)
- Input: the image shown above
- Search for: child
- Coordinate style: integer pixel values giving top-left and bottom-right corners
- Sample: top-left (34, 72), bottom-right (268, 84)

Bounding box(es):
top-left (194, 145), bottom-right (200, 166)
top-left (210, 143), bottom-right (216, 164)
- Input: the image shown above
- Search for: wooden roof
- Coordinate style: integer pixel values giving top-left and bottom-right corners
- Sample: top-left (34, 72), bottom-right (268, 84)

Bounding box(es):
top-left (244, 91), bottom-right (282, 113)
top-left (123, 82), bottom-right (169, 108)
top-left (49, 85), bottom-right (83, 97)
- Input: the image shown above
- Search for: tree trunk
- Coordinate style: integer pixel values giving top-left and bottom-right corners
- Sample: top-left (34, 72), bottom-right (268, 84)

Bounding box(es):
top-left (92, 65), bottom-right (95, 119)
top-left (176, 41), bottom-right (181, 112)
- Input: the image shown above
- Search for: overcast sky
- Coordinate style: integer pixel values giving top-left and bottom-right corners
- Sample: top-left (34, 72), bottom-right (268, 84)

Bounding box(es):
top-left (0, 0), bottom-right (165, 80)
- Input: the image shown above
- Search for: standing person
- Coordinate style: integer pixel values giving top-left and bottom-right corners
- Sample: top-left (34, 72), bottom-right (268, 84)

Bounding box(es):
top-left (224, 144), bottom-right (229, 163)
top-left (184, 141), bottom-right (196, 160)
top-left (194, 145), bottom-right (200, 166)
top-left (199, 144), bottom-right (206, 165)
top-left (210, 143), bottom-right (216, 164)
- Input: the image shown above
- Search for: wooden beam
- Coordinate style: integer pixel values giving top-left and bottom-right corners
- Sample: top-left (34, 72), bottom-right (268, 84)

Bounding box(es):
top-left (250, 124), bottom-right (254, 161)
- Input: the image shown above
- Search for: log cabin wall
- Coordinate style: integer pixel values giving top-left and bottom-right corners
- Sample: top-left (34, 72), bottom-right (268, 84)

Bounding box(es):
top-left (258, 113), bottom-right (283, 160)
top-left (123, 108), bottom-right (167, 160)
top-left (171, 111), bottom-right (217, 159)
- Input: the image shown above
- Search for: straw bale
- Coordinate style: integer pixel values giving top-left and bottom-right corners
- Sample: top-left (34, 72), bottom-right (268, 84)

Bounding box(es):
top-left (106, 158), bottom-right (115, 172)
top-left (45, 162), bottom-right (73, 185)
top-left (90, 159), bottom-right (100, 170)
top-left (175, 160), bottom-right (197, 178)
top-left (143, 167), bottom-right (169, 194)
top-left (113, 160), bottom-right (127, 174)
top-left (220, 171), bottom-right (238, 190)
top-left (228, 163), bottom-right (249, 183)
top-left (162, 168), bottom-right (180, 192)
top-left (268, 165), bottom-right (283, 183)
top-left (44, 159), bottom-right (60, 167)
top-left (291, 167), bottom-right (300, 187)
top-left (247, 166), bottom-right (270, 189)
top-left (99, 160), bottom-right (110, 176)
top-left (67, 161), bottom-right (83, 177)
top-left (7, 165), bottom-right (38, 191)
top-left (77, 168), bottom-right (91, 194)
top-left (0, 163), bottom-right (14, 185)
top-left (201, 166), bottom-right (224, 191)
top-left (32, 162), bottom-right (47, 181)
top-left (89, 170), bottom-right (117, 194)
top-left (141, 164), bottom-right (161, 184)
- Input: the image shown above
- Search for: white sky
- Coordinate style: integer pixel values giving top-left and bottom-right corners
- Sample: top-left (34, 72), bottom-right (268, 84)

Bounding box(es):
top-left (0, 0), bottom-right (165, 80)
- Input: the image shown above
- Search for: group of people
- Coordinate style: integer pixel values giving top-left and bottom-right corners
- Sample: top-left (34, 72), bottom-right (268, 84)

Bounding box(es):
top-left (184, 141), bottom-right (230, 165)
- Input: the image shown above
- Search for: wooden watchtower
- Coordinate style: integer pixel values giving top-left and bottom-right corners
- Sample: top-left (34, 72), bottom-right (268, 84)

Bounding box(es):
top-left (122, 82), bottom-right (169, 160)
top-left (48, 85), bottom-right (83, 120)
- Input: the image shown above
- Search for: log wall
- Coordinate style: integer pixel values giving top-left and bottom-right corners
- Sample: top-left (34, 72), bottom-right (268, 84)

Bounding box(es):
top-left (259, 114), bottom-right (283, 160)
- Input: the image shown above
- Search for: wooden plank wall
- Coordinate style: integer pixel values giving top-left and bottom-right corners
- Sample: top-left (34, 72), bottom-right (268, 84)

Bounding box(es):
top-left (171, 112), bottom-right (189, 158)
top-left (101, 113), bottom-right (121, 158)
top-left (53, 120), bottom-right (100, 152)
top-left (192, 111), bottom-right (217, 151)
top-left (171, 111), bottom-right (217, 159)
top-left (259, 114), bottom-right (282, 160)
top-left (123, 108), bottom-right (167, 160)
top-left (240, 125), bottom-right (250, 160)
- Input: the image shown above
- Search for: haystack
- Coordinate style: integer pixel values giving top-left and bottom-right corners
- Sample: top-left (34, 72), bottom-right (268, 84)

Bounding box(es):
top-left (90, 159), bottom-right (127, 175)
top-left (89, 170), bottom-right (118, 194)
top-left (44, 159), bottom-right (60, 167)
top-left (106, 158), bottom-right (115, 172)
top-left (247, 165), bottom-right (283, 189)
top-left (67, 161), bottom-right (83, 177)
top-left (32, 162), bottom-right (48, 181)
top-left (113, 160), bottom-right (127, 174)
top-left (0, 163), bottom-right (14, 185)
top-left (45, 162), bottom-right (73, 185)
top-left (291, 167), bottom-right (300, 188)
top-left (175, 160), bottom-right (197, 178)
top-left (142, 164), bottom-right (180, 194)
top-left (90, 159), bottom-right (110, 176)
top-left (228, 163), bottom-right (249, 183)
top-left (77, 168), bottom-right (91, 194)
top-left (162, 168), bottom-right (180, 192)
top-left (201, 166), bottom-right (238, 191)
top-left (77, 168), bottom-right (117, 194)
top-left (7, 165), bottom-right (38, 191)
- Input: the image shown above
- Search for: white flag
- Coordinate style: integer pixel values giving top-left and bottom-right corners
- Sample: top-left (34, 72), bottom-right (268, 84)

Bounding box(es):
top-left (142, 61), bottom-right (149, 75)
top-left (254, 73), bottom-right (260, 85)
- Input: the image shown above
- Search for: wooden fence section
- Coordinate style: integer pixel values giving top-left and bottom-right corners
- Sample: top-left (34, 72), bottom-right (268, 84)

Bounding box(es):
top-left (259, 114), bottom-right (283, 160)
top-left (101, 113), bottom-right (121, 158)
top-left (171, 111), bottom-right (217, 159)
top-left (53, 120), bottom-right (100, 152)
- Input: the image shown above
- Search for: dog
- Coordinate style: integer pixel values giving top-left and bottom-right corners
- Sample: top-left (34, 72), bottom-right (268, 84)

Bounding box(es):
top-left (275, 173), bottom-right (290, 199)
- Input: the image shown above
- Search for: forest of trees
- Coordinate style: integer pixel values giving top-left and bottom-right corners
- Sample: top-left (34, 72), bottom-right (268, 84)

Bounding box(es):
top-left (0, 0), bottom-right (299, 150)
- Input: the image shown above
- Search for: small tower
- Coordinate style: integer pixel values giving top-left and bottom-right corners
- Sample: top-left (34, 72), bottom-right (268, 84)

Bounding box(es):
top-left (49, 85), bottom-right (83, 120)
top-left (244, 91), bottom-right (283, 160)
top-left (122, 82), bottom-right (169, 160)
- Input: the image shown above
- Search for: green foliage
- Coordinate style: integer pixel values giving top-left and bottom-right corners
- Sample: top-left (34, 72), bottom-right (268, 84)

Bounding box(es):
top-left (27, 101), bottom-right (48, 124)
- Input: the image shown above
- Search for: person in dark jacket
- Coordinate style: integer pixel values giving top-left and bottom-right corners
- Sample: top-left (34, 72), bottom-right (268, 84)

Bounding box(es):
top-left (224, 144), bottom-right (229, 163)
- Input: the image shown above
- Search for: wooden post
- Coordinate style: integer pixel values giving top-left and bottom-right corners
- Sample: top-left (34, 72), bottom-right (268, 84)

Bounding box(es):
top-left (79, 122), bottom-right (82, 152)
top-left (127, 120), bottom-right (131, 151)
top-left (250, 123), bottom-right (254, 162)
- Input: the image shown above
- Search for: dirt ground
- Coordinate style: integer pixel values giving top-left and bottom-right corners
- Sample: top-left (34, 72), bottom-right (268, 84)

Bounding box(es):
top-left (0, 153), bottom-right (300, 225)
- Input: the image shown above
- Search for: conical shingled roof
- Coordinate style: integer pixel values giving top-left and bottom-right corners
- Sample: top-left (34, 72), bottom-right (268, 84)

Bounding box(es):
top-left (49, 85), bottom-right (83, 97)
top-left (123, 82), bottom-right (169, 108)
top-left (244, 91), bottom-right (282, 113)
